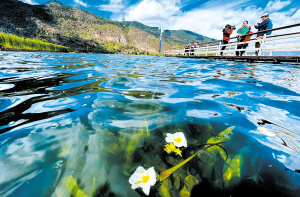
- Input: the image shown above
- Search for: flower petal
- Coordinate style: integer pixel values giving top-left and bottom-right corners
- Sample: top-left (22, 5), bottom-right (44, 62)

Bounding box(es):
top-left (147, 167), bottom-right (157, 186)
top-left (131, 183), bottom-right (140, 190)
top-left (142, 184), bottom-right (151, 195)
top-left (166, 132), bottom-right (187, 148)
top-left (129, 166), bottom-right (157, 193)
top-left (177, 132), bottom-right (187, 147)
top-left (165, 133), bottom-right (173, 143)
top-left (129, 166), bottom-right (145, 185)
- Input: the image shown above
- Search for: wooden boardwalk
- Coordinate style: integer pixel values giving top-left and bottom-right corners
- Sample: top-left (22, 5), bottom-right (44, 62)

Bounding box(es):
top-left (164, 23), bottom-right (300, 64)
top-left (164, 55), bottom-right (300, 63)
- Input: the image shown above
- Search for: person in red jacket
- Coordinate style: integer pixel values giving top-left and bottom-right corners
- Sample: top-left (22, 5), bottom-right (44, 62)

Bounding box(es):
top-left (237, 26), bottom-right (253, 56)
top-left (244, 26), bottom-right (253, 42)
top-left (220, 24), bottom-right (235, 56)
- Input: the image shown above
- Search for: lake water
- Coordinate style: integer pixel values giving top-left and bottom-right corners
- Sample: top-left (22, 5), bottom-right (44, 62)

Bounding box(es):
top-left (0, 52), bottom-right (300, 197)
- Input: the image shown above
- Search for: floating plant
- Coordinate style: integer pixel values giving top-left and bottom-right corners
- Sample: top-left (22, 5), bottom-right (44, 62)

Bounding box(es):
top-left (165, 132), bottom-right (187, 148)
top-left (129, 166), bottom-right (157, 196)
top-left (164, 142), bottom-right (182, 157)
top-left (129, 126), bottom-right (234, 195)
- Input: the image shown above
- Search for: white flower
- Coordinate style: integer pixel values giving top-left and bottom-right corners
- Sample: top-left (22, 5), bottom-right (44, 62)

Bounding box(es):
top-left (129, 166), bottom-right (157, 195)
top-left (165, 132), bottom-right (187, 148)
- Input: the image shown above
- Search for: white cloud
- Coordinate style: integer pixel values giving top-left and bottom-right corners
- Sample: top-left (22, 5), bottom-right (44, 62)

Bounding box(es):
top-left (168, 1), bottom-right (260, 39)
top-left (98, 0), bottom-right (125, 13)
top-left (266, 0), bottom-right (292, 12)
top-left (21, 0), bottom-right (38, 5)
top-left (111, 0), bottom-right (299, 40)
top-left (73, 0), bottom-right (88, 7)
top-left (115, 0), bottom-right (181, 26)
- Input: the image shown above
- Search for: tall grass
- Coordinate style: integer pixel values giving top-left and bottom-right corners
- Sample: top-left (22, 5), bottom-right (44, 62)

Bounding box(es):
top-left (0, 33), bottom-right (69, 52)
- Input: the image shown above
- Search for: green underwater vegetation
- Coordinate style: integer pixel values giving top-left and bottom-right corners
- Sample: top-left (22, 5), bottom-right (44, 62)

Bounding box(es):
top-left (51, 121), bottom-right (240, 197)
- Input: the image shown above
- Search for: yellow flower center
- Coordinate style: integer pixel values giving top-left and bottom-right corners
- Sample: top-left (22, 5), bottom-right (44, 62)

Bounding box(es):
top-left (174, 137), bottom-right (182, 143)
top-left (135, 173), bottom-right (150, 185)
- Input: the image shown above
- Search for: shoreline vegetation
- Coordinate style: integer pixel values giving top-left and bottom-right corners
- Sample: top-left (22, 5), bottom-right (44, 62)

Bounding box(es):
top-left (0, 32), bottom-right (70, 53)
top-left (0, 32), bottom-right (159, 55)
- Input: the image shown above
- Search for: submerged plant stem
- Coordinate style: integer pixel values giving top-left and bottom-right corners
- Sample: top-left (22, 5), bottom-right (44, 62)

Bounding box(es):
top-left (160, 142), bottom-right (229, 182)
top-left (160, 152), bottom-right (198, 181)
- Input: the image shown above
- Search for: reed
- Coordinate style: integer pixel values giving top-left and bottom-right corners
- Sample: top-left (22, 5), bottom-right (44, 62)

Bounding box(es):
top-left (0, 33), bottom-right (69, 52)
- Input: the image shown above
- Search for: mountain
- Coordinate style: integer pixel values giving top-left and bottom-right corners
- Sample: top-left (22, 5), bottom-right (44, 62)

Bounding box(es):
top-left (0, 0), bottom-right (214, 54)
top-left (121, 21), bottom-right (214, 46)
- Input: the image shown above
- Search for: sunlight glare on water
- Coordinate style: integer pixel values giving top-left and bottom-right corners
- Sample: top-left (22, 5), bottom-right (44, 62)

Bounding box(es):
top-left (0, 52), bottom-right (300, 197)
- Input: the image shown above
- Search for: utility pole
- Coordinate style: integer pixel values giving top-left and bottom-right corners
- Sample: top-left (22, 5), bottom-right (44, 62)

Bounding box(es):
top-left (158, 25), bottom-right (163, 56)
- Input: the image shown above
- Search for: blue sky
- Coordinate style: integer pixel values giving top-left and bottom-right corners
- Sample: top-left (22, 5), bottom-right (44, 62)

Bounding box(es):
top-left (22, 0), bottom-right (300, 39)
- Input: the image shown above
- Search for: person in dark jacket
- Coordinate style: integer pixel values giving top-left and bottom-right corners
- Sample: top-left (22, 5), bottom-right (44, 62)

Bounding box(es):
top-left (254, 13), bottom-right (271, 55)
top-left (220, 24), bottom-right (235, 56)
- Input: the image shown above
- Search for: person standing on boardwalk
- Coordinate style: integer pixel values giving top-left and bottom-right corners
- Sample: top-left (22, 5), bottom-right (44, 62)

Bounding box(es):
top-left (254, 13), bottom-right (272, 55)
top-left (220, 24), bottom-right (235, 56)
top-left (236, 21), bottom-right (250, 56)
top-left (240, 26), bottom-right (253, 55)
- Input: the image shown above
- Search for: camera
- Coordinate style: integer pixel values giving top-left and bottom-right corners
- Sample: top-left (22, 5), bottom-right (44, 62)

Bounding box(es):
top-left (224, 24), bottom-right (236, 31)
top-left (223, 24), bottom-right (236, 34)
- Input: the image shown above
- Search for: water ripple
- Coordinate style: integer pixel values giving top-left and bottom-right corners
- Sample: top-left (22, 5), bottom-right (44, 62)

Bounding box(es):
top-left (0, 52), bottom-right (300, 197)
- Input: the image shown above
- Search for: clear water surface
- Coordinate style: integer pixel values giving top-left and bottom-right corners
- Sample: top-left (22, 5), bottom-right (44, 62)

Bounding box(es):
top-left (0, 52), bottom-right (300, 197)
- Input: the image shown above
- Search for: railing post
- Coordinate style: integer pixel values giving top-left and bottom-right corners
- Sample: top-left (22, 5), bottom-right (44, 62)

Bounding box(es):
top-left (234, 42), bottom-right (238, 56)
top-left (206, 44), bottom-right (208, 56)
top-left (259, 34), bottom-right (267, 56)
top-left (270, 41), bottom-right (275, 56)
top-left (218, 42), bottom-right (221, 56)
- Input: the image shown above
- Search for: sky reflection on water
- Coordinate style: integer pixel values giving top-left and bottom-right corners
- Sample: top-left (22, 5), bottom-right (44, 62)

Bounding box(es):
top-left (0, 52), bottom-right (300, 197)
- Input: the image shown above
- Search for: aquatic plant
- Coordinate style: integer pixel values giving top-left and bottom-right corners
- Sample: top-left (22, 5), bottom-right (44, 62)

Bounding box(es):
top-left (165, 132), bottom-right (187, 148)
top-left (160, 141), bottom-right (230, 182)
top-left (64, 176), bottom-right (89, 197)
top-left (160, 152), bottom-right (199, 181)
top-left (164, 142), bottom-right (182, 157)
top-left (205, 126), bottom-right (235, 160)
top-left (129, 166), bottom-right (157, 195)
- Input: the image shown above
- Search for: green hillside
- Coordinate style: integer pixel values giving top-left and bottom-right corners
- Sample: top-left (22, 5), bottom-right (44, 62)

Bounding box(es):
top-left (121, 21), bottom-right (162, 38)
top-left (121, 21), bottom-right (214, 46)
top-left (0, 0), bottom-right (214, 54)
